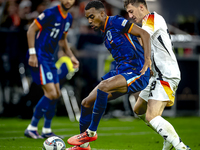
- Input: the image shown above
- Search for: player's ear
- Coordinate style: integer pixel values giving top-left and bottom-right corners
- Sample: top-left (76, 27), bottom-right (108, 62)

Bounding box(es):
top-left (139, 4), bottom-right (144, 11)
top-left (100, 10), bottom-right (105, 17)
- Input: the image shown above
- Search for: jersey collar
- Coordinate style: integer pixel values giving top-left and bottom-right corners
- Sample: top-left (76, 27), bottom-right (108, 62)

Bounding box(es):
top-left (101, 16), bottom-right (109, 32)
top-left (58, 5), bottom-right (68, 19)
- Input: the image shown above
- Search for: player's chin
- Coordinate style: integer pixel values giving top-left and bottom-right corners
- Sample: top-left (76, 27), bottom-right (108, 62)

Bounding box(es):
top-left (93, 27), bottom-right (100, 31)
top-left (62, 4), bottom-right (72, 10)
top-left (64, 6), bottom-right (71, 10)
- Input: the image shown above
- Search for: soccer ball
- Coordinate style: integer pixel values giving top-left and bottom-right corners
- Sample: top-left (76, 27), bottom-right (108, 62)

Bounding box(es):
top-left (42, 136), bottom-right (66, 150)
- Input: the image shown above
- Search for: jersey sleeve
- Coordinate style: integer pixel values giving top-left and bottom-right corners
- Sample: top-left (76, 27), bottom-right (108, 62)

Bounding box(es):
top-left (111, 16), bottom-right (134, 34)
top-left (34, 9), bottom-right (52, 29)
top-left (142, 13), bottom-right (157, 36)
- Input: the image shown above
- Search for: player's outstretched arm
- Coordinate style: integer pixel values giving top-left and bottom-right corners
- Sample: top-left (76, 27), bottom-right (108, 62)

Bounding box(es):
top-left (130, 24), bottom-right (151, 75)
top-left (27, 21), bottom-right (40, 67)
top-left (59, 33), bottom-right (79, 69)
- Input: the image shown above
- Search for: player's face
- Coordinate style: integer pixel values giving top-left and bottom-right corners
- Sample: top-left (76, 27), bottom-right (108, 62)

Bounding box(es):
top-left (60, 0), bottom-right (75, 10)
top-left (85, 8), bottom-right (104, 31)
top-left (126, 3), bottom-right (144, 24)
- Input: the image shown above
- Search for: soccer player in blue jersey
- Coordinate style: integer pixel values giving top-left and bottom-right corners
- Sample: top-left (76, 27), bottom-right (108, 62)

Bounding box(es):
top-left (24, 0), bottom-right (79, 139)
top-left (66, 1), bottom-right (151, 150)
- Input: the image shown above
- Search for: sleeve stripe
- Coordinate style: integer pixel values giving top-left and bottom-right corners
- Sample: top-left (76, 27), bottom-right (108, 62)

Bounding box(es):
top-left (128, 23), bottom-right (134, 33)
top-left (34, 19), bottom-right (42, 29)
top-left (124, 33), bottom-right (136, 50)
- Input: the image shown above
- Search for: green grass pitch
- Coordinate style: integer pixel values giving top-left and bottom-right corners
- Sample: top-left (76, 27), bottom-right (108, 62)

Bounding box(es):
top-left (0, 116), bottom-right (199, 150)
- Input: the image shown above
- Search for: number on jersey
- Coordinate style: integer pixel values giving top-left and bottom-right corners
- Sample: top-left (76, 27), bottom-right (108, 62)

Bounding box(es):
top-left (50, 28), bottom-right (60, 38)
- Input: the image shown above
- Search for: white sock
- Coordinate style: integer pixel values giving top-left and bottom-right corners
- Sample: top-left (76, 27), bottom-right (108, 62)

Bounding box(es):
top-left (86, 129), bottom-right (96, 137)
top-left (80, 142), bottom-right (89, 148)
top-left (42, 127), bottom-right (52, 134)
top-left (27, 124), bottom-right (38, 131)
top-left (150, 116), bottom-right (187, 149)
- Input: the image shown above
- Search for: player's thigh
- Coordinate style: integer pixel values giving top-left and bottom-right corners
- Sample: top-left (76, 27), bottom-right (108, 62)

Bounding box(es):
top-left (42, 83), bottom-right (58, 99)
top-left (98, 74), bottom-right (127, 93)
top-left (81, 77), bottom-right (126, 108)
top-left (133, 96), bottom-right (147, 115)
top-left (54, 83), bottom-right (61, 97)
top-left (146, 99), bottom-right (167, 122)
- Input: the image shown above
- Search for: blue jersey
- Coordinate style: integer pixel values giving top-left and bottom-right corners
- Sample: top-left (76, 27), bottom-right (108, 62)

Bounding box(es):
top-left (34, 5), bottom-right (72, 62)
top-left (102, 15), bottom-right (144, 74)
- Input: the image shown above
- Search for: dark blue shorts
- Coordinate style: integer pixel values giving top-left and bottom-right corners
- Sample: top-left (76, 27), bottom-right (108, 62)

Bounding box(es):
top-left (102, 63), bottom-right (150, 94)
top-left (29, 60), bottom-right (59, 85)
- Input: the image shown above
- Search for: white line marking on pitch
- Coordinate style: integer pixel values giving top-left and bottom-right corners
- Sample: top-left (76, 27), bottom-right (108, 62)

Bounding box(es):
top-left (0, 131), bottom-right (152, 139)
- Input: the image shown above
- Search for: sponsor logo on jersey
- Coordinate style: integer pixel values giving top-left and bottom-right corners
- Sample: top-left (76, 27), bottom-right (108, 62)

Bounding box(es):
top-left (38, 13), bottom-right (45, 20)
top-left (55, 23), bottom-right (61, 26)
top-left (121, 19), bottom-right (128, 27)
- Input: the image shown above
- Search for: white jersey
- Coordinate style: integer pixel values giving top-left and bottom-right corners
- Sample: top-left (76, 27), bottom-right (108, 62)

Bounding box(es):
top-left (142, 12), bottom-right (181, 81)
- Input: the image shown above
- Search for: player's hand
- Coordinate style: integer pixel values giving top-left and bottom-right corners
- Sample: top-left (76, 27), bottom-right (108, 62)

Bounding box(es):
top-left (28, 54), bottom-right (38, 67)
top-left (71, 56), bottom-right (79, 69)
top-left (140, 58), bottom-right (151, 75)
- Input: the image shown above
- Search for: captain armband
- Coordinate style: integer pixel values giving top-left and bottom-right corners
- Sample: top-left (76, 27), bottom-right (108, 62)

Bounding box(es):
top-left (122, 21), bottom-right (133, 33)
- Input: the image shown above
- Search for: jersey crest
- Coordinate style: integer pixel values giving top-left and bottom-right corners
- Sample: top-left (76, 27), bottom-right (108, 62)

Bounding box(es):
top-left (65, 22), bottom-right (70, 31)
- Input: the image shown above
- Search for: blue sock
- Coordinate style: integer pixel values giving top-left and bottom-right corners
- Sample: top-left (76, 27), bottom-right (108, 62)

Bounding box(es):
top-left (44, 100), bottom-right (58, 128)
top-left (88, 89), bottom-right (108, 131)
top-left (31, 96), bottom-right (51, 127)
top-left (79, 105), bottom-right (93, 133)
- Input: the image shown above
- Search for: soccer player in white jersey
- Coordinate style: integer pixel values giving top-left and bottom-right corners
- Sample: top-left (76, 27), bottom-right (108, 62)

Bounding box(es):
top-left (124, 0), bottom-right (191, 150)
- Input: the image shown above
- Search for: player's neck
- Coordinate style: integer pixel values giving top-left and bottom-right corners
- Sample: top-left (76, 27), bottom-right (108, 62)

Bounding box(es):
top-left (144, 10), bottom-right (151, 17)
top-left (101, 15), bottom-right (108, 30)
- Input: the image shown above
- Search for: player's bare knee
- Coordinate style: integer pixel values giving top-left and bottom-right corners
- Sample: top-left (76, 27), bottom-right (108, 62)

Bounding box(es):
top-left (53, 92), bottom-right (60, 99)
top-left (133, 107), bottom-right (139, 115)
top-left (133, 105), bottom-right (144, 115)
top-left (56, 90), bottom-right (61, 99)
top-left (81, 98), bottom-right (93, 108)
top-left (46, 90), bottom-right (58, 100)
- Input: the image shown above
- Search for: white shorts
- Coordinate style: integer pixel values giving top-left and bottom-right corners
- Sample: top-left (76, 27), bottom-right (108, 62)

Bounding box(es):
top-left (139, 77), bottom-right (180, 107)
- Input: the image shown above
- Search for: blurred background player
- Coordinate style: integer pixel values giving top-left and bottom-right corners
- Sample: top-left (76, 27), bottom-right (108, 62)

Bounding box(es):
top-left (24, 0), bottom-right (79, 139)
top-left (124, 0), bottom-right (191, 150)
top-left (66, 1), bottom-right (151, 149)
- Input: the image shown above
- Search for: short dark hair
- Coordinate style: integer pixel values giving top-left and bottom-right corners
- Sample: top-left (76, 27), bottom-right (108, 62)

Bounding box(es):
top-left (85, 0), bottom-right (105, 10)
top-left (124, 0), bottom-right (147, 9)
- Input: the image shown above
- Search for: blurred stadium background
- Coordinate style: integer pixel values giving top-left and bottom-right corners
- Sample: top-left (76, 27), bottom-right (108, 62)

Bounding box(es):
top-left (0, 0), bottom-right (200, 121)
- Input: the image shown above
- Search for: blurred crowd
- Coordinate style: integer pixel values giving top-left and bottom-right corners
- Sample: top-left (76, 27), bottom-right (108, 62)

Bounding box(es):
top-left (0, 0), bottom-right (117, 117)
top-left (0, 0), bottom-right (200, 118)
